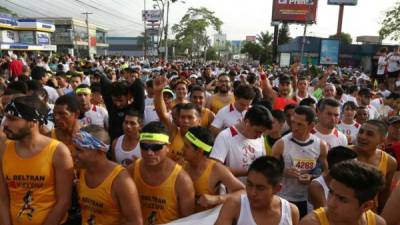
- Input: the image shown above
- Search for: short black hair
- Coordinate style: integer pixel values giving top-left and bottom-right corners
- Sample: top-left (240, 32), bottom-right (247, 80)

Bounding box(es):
top-left (187, 126), bottom-right (214, 157)
top-left (248, 156), bottom-right (284, 186)
top-left (8, 81), bottom-right (28, 94)
top-left (234, 84), bottom-right (256, 100)
top-left (387, 92), bottom-right (400, 100)
top-left (299, 97), bottom-right (316, 107)
top-left (180, 102), bottom-right (201, 117)
top-left (90, 83), bottom-right (102, 93)
top-left (329, 160), bottom-right (384, 205)
top-left (342, 101), bottom-right (357, 111)
top-left (110, 81), bottom-right (130, 97)
top-left (271, 109), bottom-right (286, 123)
top-left (294, 105), bottom-right (316, 124)
top-left (327, 146), bottom-right (357, 169)
top-left (284, 103), bottom-right (297, 114)
top-left (141, 121), bottom-right (169, 136)
top-left (55, 94), bottom-right (80, 114)
top-left (244, 105), bottom-right (273, 129)
top-left (31, 66), bottom-right (47, 81)
top-left (26, 80), bottom-right (42, 92)
top-left (317, 98), bottom-right (340, 112)
top-left (253, 100), bottom-right (273, 112)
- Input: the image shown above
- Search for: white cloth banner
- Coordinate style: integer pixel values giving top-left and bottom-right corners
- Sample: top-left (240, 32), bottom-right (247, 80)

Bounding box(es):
top-left (163, 205), bottom-right (222, 225)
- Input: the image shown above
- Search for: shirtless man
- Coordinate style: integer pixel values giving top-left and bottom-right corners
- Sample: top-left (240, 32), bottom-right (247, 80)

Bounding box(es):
top-left (214, 156), bottom-right (300, 225)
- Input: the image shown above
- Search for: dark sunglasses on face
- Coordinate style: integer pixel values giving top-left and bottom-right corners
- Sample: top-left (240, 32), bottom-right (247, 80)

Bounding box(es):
top-left (140, 142), bottom-right (165, 152)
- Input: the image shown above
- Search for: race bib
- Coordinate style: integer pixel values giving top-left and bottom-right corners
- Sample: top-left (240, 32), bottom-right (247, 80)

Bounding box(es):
top-left (293, 158), bottom-right (316, 171)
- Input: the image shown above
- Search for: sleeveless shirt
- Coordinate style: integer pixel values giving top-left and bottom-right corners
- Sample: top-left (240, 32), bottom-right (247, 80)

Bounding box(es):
top-left (168, 131), bottom-right (185, 163)
top-left (114, 134), bottom-right (141, 167)
top-left (2, 139), bottom-right (62, 225)
top-left (209, 94), bottom-right (234, 114)
top-left (78, 165), bottom-right (125, 225)
top-left (237, 194), bottom-right (293, 225)
top-left (314, 208), bottom-right (376, 225)
top-left (133, 159), bottom-right (182, 225)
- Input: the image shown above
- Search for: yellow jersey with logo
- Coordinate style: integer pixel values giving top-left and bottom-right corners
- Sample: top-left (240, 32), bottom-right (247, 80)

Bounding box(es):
top-left (314, 207), bottom-right (376, 225)
top-left (133, 159), bottom-right (182, 225)
top-left (78, 165), bottom-right (124, 225)
top-left (209, 94), bottom-right (234, 114)
top-left (2, 139), bottom-right (63, 225)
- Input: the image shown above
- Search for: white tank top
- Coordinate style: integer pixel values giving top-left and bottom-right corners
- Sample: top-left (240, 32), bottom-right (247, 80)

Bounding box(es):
top-left (114, 135), bottom-right (141, 167)
top-left (280, 133), bottom-right (321, 202)
top-left (307, 175), bottom-right (330, 212)
top-left (237, 194), bottom-right (293, 225)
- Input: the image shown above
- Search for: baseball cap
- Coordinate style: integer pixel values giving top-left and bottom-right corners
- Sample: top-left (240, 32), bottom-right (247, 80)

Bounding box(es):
top-left (388, 116), bottom-right (400, 125)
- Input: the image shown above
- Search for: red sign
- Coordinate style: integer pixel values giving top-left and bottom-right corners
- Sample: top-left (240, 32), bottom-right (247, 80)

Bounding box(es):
top-left (90, 37), bottom-right (97, 47)
top-left (272, 0), bottom-right (318, 23)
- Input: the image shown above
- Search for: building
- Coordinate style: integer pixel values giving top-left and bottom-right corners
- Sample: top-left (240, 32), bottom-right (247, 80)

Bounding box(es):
top-left (107, 37), bottom-right (146, 57)
top-left (277, 36), bottom-right (396, 72)
top-left (0, 14), bottom-right (56, 55)
top-left (30, 17), bottom-right (109, 57)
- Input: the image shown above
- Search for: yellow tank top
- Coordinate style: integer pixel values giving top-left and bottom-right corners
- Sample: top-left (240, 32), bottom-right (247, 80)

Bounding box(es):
top-left (78, 165), bottom-right (124, 225)
top-left (2, 139), bottom-right (62, 225)
top-left (209, 94), bottom-right (234, 114)
top-left (184, 160), bottom-right (217, 212)
top-left (263, 135), bottom-right (273, 156)
top-left (314, 208), bottom-right (376, 225)
top-left (133, 159), bottom-right (182, 225)
top-left (372, 150), bottom-right (389, 211)
top-left (168, 131), bottom-right (185, 164)
top-left (200, 108), bottom-right (212, 127)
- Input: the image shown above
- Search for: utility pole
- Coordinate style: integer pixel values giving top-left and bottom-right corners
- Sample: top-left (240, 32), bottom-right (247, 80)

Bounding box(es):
top-left (82, 12), bottom-right (93, 58)
top-left (164, 0), bottom-right (170, 62)
top-left (144, 0), bottom-right (147, 60)
top-left (336, 4), bottom-right (344, 37)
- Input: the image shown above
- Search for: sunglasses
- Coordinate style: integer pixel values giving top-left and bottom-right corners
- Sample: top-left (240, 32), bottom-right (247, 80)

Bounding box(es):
top-left (140, 142), bottom-right (165, 152)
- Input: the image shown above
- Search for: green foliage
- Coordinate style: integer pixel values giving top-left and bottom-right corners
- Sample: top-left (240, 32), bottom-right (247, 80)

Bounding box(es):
top-left (380, 2), bottom-right (400, 40)
top-left (172, 7), bottom-right (223, 58)
top-left (206, 47), bottom-right (218, 60)
top-left (278, 23), bottom-right (292, 45)
top-left (241, 41), bottom-right (263, 60)
top-left (329, 32), bottom-right (352, 44)
top-left (241, 31), bottom-right (274, 64)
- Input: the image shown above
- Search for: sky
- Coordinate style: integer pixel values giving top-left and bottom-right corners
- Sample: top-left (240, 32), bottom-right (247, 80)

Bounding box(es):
top-left (0, 0), bottom-right (398, 44)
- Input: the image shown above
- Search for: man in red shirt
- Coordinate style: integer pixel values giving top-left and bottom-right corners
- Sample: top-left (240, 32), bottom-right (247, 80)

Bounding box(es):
top-left (8, 55), bottom-right (23, 80)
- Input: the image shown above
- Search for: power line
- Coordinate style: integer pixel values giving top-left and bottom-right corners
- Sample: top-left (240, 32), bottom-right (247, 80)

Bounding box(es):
top-left (5, 0), bottom-right (49, 17)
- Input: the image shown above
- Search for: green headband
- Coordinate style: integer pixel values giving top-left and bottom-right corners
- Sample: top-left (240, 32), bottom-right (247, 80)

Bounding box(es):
top-left (185, 131), bottom-right (212, 152)
top-left (76, 88), bottom-right (92, 95)
top-left (140, 133), bottom-right (169, 143)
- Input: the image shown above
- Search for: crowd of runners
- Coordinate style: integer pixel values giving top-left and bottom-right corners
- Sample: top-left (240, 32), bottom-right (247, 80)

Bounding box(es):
top-left (0, 52), bottom-right (399, 225)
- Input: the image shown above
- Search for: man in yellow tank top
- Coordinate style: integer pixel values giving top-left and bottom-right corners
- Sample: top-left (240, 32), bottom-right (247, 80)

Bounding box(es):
top-left (182, 126), bottom-right (245, 212)
top-left (190, 85), bottom-right (215, 128)
top-left (0, 95), bottom-right (74, 225)
top-left (353, 119), bottom-right (398, 212)
top-left (300, 161), bottom-right (386, 225)
top-left (128, 121), bottom-right (195, 224)
top-left (206, 74), bottom-right (234, 114)
top-left (153, 76), bottom-right (201, 164)
top-left (382, 184), bottom-right (400, 225)
top-left (72, 125), bottom-right (143, 225)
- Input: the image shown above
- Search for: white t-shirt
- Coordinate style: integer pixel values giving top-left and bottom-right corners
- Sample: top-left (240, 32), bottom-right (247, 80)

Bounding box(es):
top-left (377, 55), bottom-right (387, 75)
top-left (312, 127), bottom-right (348, 150)
top-left (378, 90), bottom-right (391, 98)
top-left (114, 134), bottom-right (141, 167)
top-left (143, 106), bottom-right (160, 125)
top-left (367, 104), bottom-right (380, 120)
top-left (386, 52), bottom-right (400, 72)
top-left (337, 121), bottom-right (360, 145)
top-left (79, 105), bottom-right (109, 129)
top-left (211, 103), bottom-right (246, 130)
top-left (370, 98), bottom-right (393, 119)
top-left (44, 85), bottom-right (59, 104)
top-left (210, 126), bottom-right (266, 183)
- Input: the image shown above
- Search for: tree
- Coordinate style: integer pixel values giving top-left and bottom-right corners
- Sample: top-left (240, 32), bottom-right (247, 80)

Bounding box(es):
top-left (257, 31), bottom-right (274, 64)
top-left (329, 32), bottom-right (352, 44)
top-left (206, 47), bottom-right (218, 60)
top-left (380, 2), bottom-right (400, 40)
top-left (278, 23), bottom-right (292, 45)
top-left (172, 7), bottom-right (223, 59)
top-left (241, 41), bottom-right (263, 61)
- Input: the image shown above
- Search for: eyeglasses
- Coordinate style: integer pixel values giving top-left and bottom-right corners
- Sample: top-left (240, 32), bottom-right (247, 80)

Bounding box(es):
top-left (140, 142), bottom-right (165, 152)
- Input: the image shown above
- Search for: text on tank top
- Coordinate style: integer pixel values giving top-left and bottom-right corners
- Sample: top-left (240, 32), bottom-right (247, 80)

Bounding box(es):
top-left (314, 208), bottom-right (376, 225)
top-left (237, 194), bottom-right (293, 225)
top-left (210, 94), bottom-right (234, 114)
top-left (79, 165), bottom-right (124, 225)
top-left (168, 131), bottom-right (185, 163)
top-left (133, 159), bottom-right (182, 224)
top-left (2, 139), bottom-right (62, 225)
top-left (115, 135), bottom-right (140, 166)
